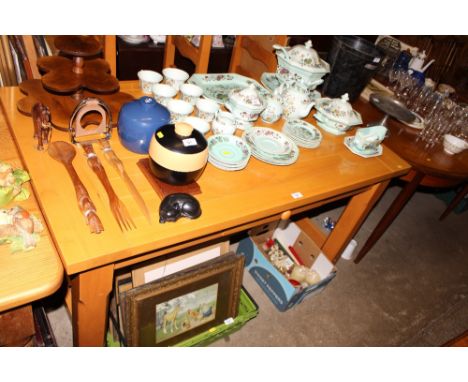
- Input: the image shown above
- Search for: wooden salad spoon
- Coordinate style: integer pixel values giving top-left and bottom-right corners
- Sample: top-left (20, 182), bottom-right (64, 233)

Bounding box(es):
top-left (81, 143), bottom-right (136, 232)
top-left (48, 141), bottom-right (104, 234)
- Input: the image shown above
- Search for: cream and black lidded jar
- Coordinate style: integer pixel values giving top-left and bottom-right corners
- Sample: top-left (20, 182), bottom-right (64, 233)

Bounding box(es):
top-left (149, 122), bottom-right (208, 185)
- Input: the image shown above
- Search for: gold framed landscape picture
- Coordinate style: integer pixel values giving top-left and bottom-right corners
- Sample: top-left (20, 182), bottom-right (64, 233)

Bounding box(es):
top-left (122, 253), bottom-right (244, 346)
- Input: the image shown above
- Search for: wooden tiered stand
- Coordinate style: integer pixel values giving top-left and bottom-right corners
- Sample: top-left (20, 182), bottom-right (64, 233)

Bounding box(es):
top-left (16, 36), bottom-right (133, 130)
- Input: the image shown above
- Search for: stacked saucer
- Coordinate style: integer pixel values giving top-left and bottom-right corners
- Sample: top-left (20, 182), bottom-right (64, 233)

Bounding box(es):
top-left (207, 135), bottom-right (251, 171)
top-left (242, 127), bottom-right (299, 166)
top-left (283, 119), bottom-right (322, 149)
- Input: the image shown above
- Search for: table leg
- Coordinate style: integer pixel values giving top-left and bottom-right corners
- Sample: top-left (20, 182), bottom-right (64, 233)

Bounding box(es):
top-left (322, 181), bottom-right (390, 264)
top-left (71, 264), bottom-right (114, 346)
top-left (354, 170), bottom-right (425, 264)
top-left (439, 183), bottom-right (468, 221)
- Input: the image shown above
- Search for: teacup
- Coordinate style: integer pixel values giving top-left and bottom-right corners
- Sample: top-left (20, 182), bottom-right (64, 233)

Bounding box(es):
top-left (233, 118), bottom-right (253, 131)
top-left (212, 111), bottom-right (236, 135)
top-left (443, 134), bottom-right (468, 155)
top-left (353, 125), bottom-right (387, 152)
top-left (183, 116), bottom-right (210, 135)
top-left (261, 96), bottom-right (283, 124)
top-left (196, 98), bottom-right (220, 122)
top-left (167, 99), bottom-right (194, 123)
top-left (152, 83), bottom-right (177, 106)
top-left (180, 83), bottom-right (203, 105)
top-left (137, 70), bottom-right (163, 94)
top-left (162, 67), bottom-right (189, 91)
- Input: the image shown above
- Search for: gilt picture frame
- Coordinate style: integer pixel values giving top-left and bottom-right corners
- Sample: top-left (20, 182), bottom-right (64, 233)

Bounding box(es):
top-left (122, 253), bottom-right (244, 346)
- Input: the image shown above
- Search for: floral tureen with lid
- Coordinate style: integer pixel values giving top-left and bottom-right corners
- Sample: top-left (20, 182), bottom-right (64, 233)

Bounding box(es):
top-left (225, 84), bottom-right (266, 121)
top-left (288, 40), bottom-right (322, 69)
top-left (315, 94), bottom-right (362, 126)
top-left (275, 40), bottom-right (330, 87)
top-left (314, 94), bottom-right (363, 135)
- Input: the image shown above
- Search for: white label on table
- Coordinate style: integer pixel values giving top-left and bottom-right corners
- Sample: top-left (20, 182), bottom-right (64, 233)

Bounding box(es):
top-left (291, 192), bottom-right (303, 199)
top-left (182, 138), bottom-right (197, 147)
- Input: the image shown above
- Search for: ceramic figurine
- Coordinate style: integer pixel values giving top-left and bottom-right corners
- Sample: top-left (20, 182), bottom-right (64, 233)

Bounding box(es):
top-left (159, 193), bottom-right (202, 223)
top-left (0, 206), bottom-right (44, 251)
top-left (0, 162), bottom-right (30, 207)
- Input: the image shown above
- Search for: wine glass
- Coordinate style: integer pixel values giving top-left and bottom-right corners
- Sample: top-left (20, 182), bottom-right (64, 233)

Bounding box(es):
top-left (388, 68), bottom-right (402, 92)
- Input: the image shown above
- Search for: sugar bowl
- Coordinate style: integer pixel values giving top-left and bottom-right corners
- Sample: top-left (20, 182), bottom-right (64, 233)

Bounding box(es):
top-left (225, 84), bottom-right (266, 122)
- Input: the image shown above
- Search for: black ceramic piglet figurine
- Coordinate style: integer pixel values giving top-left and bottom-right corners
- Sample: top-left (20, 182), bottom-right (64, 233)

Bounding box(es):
top-left (159, 193), bottom-right (202, 223)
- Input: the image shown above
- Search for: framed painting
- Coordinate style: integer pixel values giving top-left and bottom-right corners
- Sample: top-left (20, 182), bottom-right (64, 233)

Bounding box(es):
top-left (122, 252), bottom-right (244, 346)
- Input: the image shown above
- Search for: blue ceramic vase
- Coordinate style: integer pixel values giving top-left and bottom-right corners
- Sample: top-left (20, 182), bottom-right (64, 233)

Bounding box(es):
top-left (118, 96), bottom-right (171, 154)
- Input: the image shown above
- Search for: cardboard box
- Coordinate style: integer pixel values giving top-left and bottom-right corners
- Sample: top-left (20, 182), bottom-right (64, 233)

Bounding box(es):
top-left (132, 241), bottom-right (230, 287)
top-left (236, 221), bottom-right (336, 311)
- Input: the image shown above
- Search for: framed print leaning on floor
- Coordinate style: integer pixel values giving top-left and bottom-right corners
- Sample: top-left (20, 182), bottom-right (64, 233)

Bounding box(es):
top-left (122, 252), bottom-right (244, 346)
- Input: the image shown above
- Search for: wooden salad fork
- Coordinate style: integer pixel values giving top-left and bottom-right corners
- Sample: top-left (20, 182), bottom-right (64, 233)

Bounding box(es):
top-left (48, 141), bottom-right (104, 234)
top-left (81, 143), bottom-right (136, 231)
top-left (100, 140), bottom-right (151, 223)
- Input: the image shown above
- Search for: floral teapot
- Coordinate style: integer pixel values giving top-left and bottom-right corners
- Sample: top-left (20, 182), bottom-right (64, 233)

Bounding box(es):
top-left (273, 82), bottom-right (318, 120)
top-left (408, 50), bottom-right (435, 73)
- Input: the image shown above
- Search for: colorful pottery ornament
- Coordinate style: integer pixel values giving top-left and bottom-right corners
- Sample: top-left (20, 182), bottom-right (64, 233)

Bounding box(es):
top-left (0, 206), bottom-right (44, 252)
top-left (0, 162), bottom-right (30, 207)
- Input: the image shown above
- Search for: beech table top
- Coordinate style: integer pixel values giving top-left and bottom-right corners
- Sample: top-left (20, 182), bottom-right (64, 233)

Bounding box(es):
top-left (0, 81), bottom-right (410, 275)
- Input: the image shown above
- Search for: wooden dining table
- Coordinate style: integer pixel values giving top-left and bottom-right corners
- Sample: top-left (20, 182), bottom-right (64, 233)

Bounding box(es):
top-left (0, 104), bottom-right (63, 314)
top-left (353, 97), bottom-right (468, 263)
top-left (0, 80), bottom-right (410, 346)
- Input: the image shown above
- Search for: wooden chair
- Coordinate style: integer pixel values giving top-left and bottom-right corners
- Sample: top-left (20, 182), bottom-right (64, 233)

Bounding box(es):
top-left (229, 35), bottom-right (289, 82)
top-left (102, 35), bottom-right (116, 77)
top-left (163, 35), bottom-right (213, 73)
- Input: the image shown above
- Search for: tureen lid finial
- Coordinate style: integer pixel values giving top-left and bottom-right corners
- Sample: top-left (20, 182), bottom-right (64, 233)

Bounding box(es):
top-left (341, 93), bottom-right (349, 102)
top-left (305, 40), bottom-right (313, 49)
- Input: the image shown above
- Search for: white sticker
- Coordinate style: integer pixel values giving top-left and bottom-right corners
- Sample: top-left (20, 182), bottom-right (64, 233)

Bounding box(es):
top-left (182, 138), bottom-right (197, 147)
top-left (224, 317), bottom-right (235, 325)
top-left (291, 192), bottom-right (303, 199)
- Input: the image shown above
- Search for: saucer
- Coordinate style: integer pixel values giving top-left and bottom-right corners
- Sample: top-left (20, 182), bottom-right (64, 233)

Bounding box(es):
top-left (344, 136), bottom-right (383, 158)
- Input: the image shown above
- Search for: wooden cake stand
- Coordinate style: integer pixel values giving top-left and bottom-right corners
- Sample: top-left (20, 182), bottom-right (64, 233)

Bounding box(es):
top-left (17, 36), bottom-right (134, 130)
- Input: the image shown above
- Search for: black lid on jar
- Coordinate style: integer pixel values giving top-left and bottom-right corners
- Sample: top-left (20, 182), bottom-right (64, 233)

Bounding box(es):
top-left (155, 123), bottom-right (207, 155)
